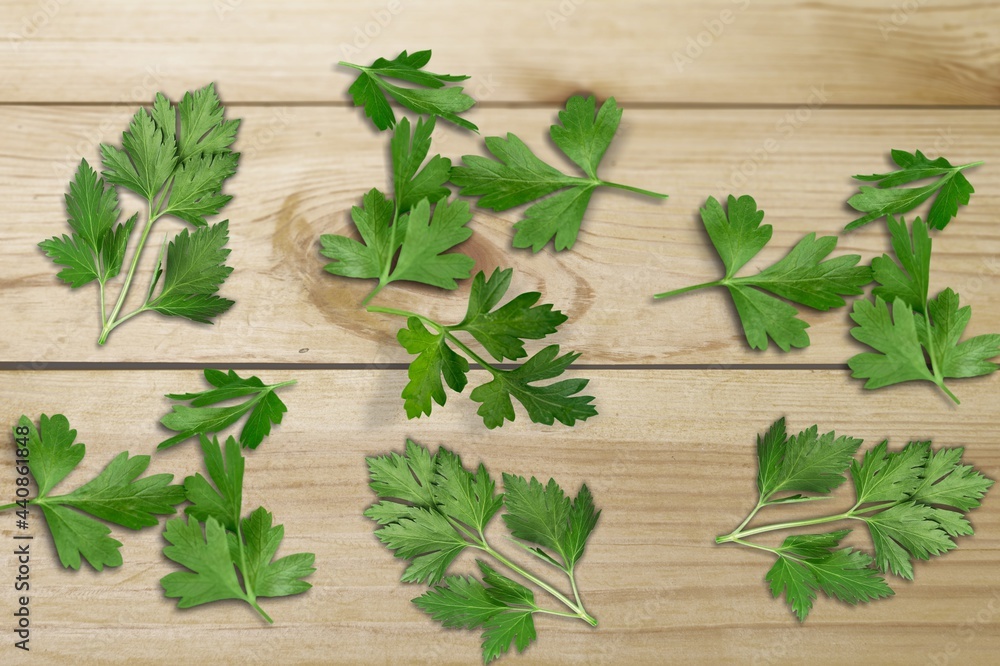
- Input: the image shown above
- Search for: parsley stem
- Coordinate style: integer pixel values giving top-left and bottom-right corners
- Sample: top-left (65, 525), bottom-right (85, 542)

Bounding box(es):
top-left (653, 280), bottom-right (724, 300)
top-left (480, 543), bottom-right (597, 626)
top-left (366, 306), bottom-right (501, 376)
top-left (361, 281), bottom-right (386, 307)
top-left (534, 608), bottom-right (587, 620)
top-left (730, 537), bottom-right (779, 556)
top-left (730, 500), bottom-right (766, 536)
top-left (99, 201), bottom-right (163, 345)
top-left (441, 331), bottom-right (499, 376)
top-left (717, 510), bottom-right (853, 543)
top-left (0, 502), bottom-right (19, 512)
top-left (98, 280), bottom-right (108, 329)
top-left (598, 180), bottom-right (669, 199)
top-left (921, 307), bottom-right (961, 404)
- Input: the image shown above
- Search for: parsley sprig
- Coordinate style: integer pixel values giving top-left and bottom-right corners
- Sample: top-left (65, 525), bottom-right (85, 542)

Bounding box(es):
top-left (655, 194), bottom-right (871, 351)
top-left (339, 49), bottom-right (477, 132)
top-left (846, 149), bottom-right (983, 231)
top-left (39, 83), bottom-right (241, 345)
top-left (161, 435), bottom-right (316, 623)
top-left (848, 216), bottom-right (1000, 402)
top-left (158, 369), bottom-right (297, 450)
top-left (368, 268), bottom-right (596, 428)
top-left (9, 415), bottom-right (185, 570)
top-left (717, 419), bottom-right (992, 621)
top-left (366, 440), bottom-right (599, 662)
top-left (451, 95), bottom-right (667, 252)
top-left (320, 115), bottom-right (473, 305)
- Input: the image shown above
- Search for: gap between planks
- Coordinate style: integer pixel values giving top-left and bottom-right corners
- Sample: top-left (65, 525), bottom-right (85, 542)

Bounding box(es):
top-left (0, 101), bottom-right (997, 111)
top-left (0, 362), bottom-right (848, 371)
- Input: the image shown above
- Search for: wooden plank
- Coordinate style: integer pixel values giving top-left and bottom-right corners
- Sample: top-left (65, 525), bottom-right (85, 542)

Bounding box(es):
top-left (1, 1), bottom-right (999, 105)
top-left (2, 106), bottom-right (998, 365)
top-left (1, 369), bottom-right (997, 664)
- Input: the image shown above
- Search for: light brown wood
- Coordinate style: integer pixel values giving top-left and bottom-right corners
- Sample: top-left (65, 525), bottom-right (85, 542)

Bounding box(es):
top-left (2, 106), bottom-right (998, 365)
top-left (0, 369), bottom-right (998, 665)
top-left (2, 2), bottom-right (998, 664)
top-left (1, 1), bottom-right (999, 105)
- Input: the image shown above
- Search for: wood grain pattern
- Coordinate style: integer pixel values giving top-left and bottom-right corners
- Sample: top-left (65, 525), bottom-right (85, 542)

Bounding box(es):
top-left (2, 106), bottom-right (998, 365)
top-left (1, 1), bottom-right (999, 105)
top-left (2, 1), bottom-right (998, 664)
top-left (1, 369), bottom-right (998, 665)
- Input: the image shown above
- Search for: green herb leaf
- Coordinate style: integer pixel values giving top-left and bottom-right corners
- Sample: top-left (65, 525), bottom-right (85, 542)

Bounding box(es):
top-left (756, 419), bottom-right (862, 501)
top-left (718, 419), bottom-right (993, 621)
top-left (371, 268), bottom-right (594, 428)
top-left (367, 440), bottom-right (598, 663)
top-left (392, 115), bottom-right (452, 212)
top-left (39, 160), bottom-right (138, 288)
top-left (43, 84), bottom-right (241, 344)
top-left (16, 414), bottom-right (184, 571)
top-left (161, 435), bottom-right (315, 622)
top-left (655, 195), bottom-right (871, 351)
top-left (451, 95), bottom-right (666, 252)
top-left (847, 149), bottom-right (982, 231)
top-left (398, 318), bottom-right (471, 419)
top-left (320, 118), bottom-right (473, 300)
top-left (766, 531), bottom-right (893, 621)
top-left (146, 221), bottom-right (235, 324)
top-left (502, 474), bottom-right (600, 569)
top-left (453, 268), bottom-right (568, 362)
top-left (340, 49), bottom-right (477, 132)
top-left (848, 292), bottom-right (1000, 403)
top-left (470, 345), bottom-right (596, 429)
top-left (159, 369), bottom-right (296, 450)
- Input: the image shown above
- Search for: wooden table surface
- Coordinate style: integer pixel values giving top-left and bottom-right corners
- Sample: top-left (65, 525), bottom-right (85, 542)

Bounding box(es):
top-left (1, 1), bottom-right (998, 664)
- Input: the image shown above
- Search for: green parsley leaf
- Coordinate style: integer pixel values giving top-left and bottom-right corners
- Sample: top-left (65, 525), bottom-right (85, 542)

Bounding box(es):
top-left (161, 435), bottom-right (315, 623)
top-left (392, 114), bottom-right (452, 212)
top-left (766, 530), bottom-right (893, 621)
top-left (501, 474), bottom-right (600, 570)
top-left (398, 318), bottom-right (471, 420)
top-left (369, 268), bottom-right (595, 428)
top-left (469, 345), bottom-right (595, 429)
top-left (158, 369), bottom-right (296, 450)
top-left (718, 419), bottom-right (993, 620)
top-left (320, 117), bottom-right (473, 303)
top-left (655, 195), bottom-right (871, 351)
top-left (755, 418), bottom-right (863, 501)
top-left (145, 221), bottom-right (235, 324)
top-left (909, 446), bottom-right (993, 512)
top-left (39, 160), bottom-right (137, 288)
top-left (455, 268), bottom-right (568, 362)
top-left (846, 149), bottom-right (983, 231)
top-left (871, 215), bottom-right (931, 311)
top-left (42, 84), bottom-right (241, 345)
top-left (15, 414), bottom-right (184, 571)
top-left (340, 49), bottom-right (477, 132)
top-left (451, 95), bottom-right (667, 252)
top-left (850, 440), bottom-right (928, 506)
top-left (366, 440), bottom-right (598, 663)
top-left (849, 291), bottom-right (1000, 404)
